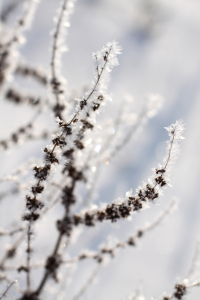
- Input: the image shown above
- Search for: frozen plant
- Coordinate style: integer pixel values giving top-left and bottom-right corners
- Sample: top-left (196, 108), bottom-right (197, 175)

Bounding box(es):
top-left (0, 1), bottom-right (199, 300)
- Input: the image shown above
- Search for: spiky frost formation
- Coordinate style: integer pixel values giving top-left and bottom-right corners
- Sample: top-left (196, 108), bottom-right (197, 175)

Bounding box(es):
top-left (58, 121), bottom-right (184, 230)
top-left (50, 0), bottom-right (77, 118)
top-left (23, 41), bottom-right (121, 223)
top-left (21, 41), bottom-right (120, 226)
top-left (20, 41), bottom-right (121, 294)
top-left (56, 40), bottom-right (121, 152)
top-left (132, 120), bottom-right (185, 201)
top-left (0, 0), bottom-right (40, 90)
top-left (163, 120), bottom-right (185, 168)
top-left (59, 200), bottom-right (176, 265)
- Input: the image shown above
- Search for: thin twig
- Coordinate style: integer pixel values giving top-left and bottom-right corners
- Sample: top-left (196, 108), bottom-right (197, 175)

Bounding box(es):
top-left (0, 281), bottom-right (16, 299)
top-left (71, 265), bottom-right (100, 300)
top-left (51, 0), bottom-right (68, 106)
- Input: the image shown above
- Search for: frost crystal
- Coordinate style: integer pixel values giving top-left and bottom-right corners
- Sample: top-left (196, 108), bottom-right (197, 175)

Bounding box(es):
top-left (163, 119), bottom-right (185, 169)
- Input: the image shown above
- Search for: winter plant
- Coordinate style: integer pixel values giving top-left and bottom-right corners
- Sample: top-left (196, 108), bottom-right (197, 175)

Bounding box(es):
top-left (0, 0), bottom-right (199, 300)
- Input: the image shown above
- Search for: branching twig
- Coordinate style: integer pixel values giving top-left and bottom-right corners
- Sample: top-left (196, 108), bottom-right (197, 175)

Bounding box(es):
top-left (61, 199), bottom-right (176, 265)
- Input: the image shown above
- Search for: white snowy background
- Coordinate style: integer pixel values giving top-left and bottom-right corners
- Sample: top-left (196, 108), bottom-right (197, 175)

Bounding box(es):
top-left (1, 0), bottom-right (200, 299)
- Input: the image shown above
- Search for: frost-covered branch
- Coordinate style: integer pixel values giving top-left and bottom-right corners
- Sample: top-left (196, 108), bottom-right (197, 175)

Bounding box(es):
top-left (161, 281), bottom-right (200, 300)
top-left (58, 121), bottom-right (184, 231)
top-left (0, 108), bottom-right (42, 150)
top-left (50, 0), bottom-right (76, 118)
top-left (19, 41), bottom-right (120, 298)
top-left (82, 94), bottom-right (163, 207)
top-left (0, 0), bottom-right (40, 90)
top-left (160, 242), bottom-right (200, 300)
top-left (0, 234), bottom-right (24, 270)
top-left (61, 199), bottom-right (176, 265)
top-left (15, 64), bottom-right (48, 86)
top-left (0, 227), bottom-right (24, 237)
top-left (0, 0), bottom-right (191, 298)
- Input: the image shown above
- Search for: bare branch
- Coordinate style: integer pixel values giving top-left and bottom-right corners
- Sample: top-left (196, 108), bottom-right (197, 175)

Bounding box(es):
top-left (0, 281), bottom-right (16, 299)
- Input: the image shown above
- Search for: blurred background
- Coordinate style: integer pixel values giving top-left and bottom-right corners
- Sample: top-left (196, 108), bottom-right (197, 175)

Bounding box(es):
top-left (1, 0), bottom-right (200, 299)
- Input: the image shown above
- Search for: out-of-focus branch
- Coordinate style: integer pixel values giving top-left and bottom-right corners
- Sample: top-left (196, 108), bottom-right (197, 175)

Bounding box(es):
top-left (0, 0), bottom-right (23, 23)
top-left (71, 265), bottom-right (100, 300)
top-left (15, 64), bottom-right (48, 86)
